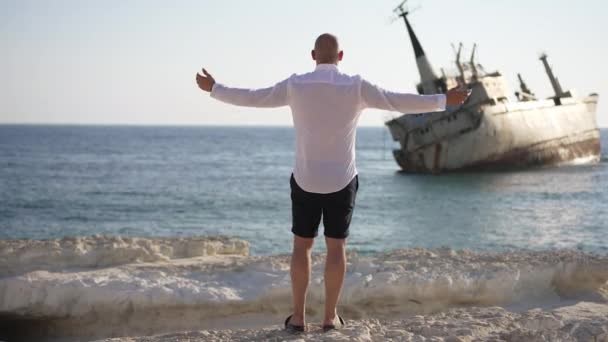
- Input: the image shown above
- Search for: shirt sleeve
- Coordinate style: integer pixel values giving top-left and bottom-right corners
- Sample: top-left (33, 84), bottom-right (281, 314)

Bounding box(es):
top-left (359, 78), bottom-right (446, 114)
top-left (209, 77), bottom-right (290, 108)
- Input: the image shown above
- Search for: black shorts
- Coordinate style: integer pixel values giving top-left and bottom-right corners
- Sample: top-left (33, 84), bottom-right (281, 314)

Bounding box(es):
top-left (290, 173), bottom-right (359, 239)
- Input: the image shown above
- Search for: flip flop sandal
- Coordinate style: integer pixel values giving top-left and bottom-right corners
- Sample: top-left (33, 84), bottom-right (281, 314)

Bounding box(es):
top-left (284, 314), bottom-right (306, 333)
top-left (322, 315), bottom-right (345, 332)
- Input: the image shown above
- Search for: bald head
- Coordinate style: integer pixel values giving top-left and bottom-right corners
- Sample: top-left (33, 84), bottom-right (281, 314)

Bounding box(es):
top-left (312, 33), bottom-right (343, 64)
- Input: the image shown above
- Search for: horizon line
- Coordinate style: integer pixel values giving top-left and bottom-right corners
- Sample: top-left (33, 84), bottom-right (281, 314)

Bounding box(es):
top-left (1, 122), bottom-right (607, 130)
top-left (0, 122), bottom-right (388, 128)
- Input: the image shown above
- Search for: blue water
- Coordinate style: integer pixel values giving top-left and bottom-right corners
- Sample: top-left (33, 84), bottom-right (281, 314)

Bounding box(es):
top-left (1, 125), bottom-right (607, 255)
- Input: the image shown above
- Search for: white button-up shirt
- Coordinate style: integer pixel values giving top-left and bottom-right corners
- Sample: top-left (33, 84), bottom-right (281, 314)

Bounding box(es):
top-left (210, 64), bottom-right (446, 193)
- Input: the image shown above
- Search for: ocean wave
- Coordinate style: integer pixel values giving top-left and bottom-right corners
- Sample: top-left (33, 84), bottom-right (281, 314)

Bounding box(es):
top-left (0, 236), bottom-right (606, 340)
top-left (83, 190), bottom-right (157, 197)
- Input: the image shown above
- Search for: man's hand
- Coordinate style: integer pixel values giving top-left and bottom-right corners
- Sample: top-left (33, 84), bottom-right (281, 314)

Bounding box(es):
top-left (196, 68), bottom-right (216, 92)
top-left (446, 86), bottom-right (471, 106)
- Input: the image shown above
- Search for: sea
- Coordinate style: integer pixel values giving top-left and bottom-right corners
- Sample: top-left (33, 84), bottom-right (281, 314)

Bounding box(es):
top-left (1, 125), bottom-right (606, 256)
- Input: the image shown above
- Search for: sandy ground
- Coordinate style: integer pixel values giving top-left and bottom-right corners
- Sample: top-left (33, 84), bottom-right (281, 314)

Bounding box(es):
top-left (1, 235), bottom-right (607, 341)
top-left (93, 302), bottom-right (608, 342)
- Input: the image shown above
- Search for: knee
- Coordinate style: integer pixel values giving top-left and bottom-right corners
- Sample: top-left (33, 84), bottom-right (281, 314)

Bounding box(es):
top-left (293, 245), bottom-right (312, 257)
top-left (325, 237), bottom-right (346, 257)
top-left (326, 247), bottom-right (346, 265)
top-left (293, 237), bottom-right (314, 255)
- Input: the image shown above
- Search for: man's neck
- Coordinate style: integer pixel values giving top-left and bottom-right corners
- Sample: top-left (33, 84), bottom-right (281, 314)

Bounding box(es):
top-left (315, 63), bottom-right (339, 71)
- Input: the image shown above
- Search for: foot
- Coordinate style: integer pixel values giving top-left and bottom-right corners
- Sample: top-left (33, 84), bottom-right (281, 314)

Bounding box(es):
top-left (322, 315), bottom-right (336, 327)
top-left (284, 314), bottom-right (306, 333)
top-left (289, 314), bottom-right (305, 326)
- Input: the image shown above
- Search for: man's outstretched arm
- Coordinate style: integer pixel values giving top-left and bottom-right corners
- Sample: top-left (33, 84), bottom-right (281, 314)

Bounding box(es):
top-left (196, 68), bottom-right (289, 108)
top-left (360, 79), bottom-right (470, 113)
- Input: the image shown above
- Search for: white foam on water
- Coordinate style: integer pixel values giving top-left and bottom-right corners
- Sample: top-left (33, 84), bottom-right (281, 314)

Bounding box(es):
top-left (557, 154), bottom-right (601, 166)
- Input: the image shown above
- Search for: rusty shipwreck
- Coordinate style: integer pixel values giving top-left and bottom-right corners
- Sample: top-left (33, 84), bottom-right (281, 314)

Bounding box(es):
top-left (385, 2), bottom-right (601, 173)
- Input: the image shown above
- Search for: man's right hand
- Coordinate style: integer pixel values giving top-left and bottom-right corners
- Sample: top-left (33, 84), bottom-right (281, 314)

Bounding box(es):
top-left (196, 68), bottom-right (216, 92)
top-left (446, 86), bottom-right (471, 106)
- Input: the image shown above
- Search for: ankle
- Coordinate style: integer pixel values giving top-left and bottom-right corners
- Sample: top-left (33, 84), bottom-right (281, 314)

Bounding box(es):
top-left (290, 313), bottom-right (305, 324)
top-left (323, 312), bottom-right (337, 322)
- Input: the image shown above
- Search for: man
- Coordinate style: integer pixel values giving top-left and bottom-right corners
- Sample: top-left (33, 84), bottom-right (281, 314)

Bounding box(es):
top-left (196, 33), bottom-right (469, 332)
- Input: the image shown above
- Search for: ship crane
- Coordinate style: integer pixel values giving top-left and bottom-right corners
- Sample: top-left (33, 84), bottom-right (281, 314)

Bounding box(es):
top-left (393, 0), bottom-right (446, 95)
top-left (515, 73), bottom-right (536, 101)
top-left (469, 43), bottom-right (479, 81)
top-left (539, 53), bottom-right (571, 105)
top-left (451, 42), bottom-right (465, 85)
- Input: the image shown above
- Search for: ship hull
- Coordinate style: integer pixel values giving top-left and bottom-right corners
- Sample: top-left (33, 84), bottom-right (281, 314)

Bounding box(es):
top-left (386, 95), bottom-right (600, 173)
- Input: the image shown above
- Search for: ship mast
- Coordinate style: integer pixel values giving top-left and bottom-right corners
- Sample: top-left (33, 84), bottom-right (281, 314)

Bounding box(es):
top-left (452, 42), bottom-right (465, 84)
top-left (394, 1), bottom-right (443, 94)
top-left (469, 43), bottom-right (479, 81)
top-left (539, 53), bottom-right (565, 99)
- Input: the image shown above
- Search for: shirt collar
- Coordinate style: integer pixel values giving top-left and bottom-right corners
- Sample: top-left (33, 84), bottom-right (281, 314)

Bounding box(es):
top-left (315, 63), bottom-right (339, 71)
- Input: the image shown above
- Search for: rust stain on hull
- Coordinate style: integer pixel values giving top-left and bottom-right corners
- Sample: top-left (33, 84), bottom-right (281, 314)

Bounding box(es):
top-left (432, 143), bottom-right (442, 174)
top-left (462, 136), bottom-right (601, 171)
top-left (396, 135), bottom-right (601, 173)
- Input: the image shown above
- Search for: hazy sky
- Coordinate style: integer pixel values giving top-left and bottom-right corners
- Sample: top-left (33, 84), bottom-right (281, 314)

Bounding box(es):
top-left (1, 0), bottom-right (607, 127)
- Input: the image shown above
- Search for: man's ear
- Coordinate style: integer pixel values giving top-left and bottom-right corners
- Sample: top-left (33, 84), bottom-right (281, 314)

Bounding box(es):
top-left (311, 50), bottom-right (316, 61)
top-left (338, 50), bottom-right (344, 61)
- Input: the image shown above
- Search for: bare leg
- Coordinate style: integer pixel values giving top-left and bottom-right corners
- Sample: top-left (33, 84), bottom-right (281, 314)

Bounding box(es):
top-left (323, 236), bottom-right (346, 326)
top-left (290, 235), bottom-right (314, 326)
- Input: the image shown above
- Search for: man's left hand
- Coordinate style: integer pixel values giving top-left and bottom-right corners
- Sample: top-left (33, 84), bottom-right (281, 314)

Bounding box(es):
top-left (196, 68), bottom-right (216, 92)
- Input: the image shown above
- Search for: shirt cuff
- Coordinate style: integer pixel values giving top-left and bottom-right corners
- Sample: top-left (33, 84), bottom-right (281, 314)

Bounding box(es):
top-left (210, 83), bottom-right (223, 98)
top-left (437, 94), bottom-right (447, 110)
